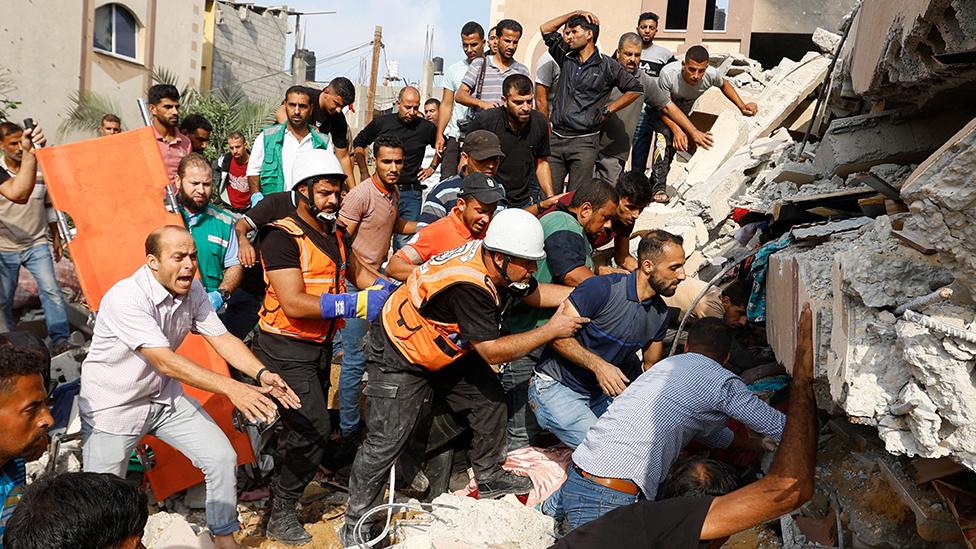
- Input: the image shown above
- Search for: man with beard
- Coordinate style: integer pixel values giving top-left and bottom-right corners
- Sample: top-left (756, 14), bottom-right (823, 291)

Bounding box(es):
top-left (528, 230), bottom-right (682, 450)
top-left (148, 84), bottom-right (191, 186)
top-left (175, 153), bottom-right (242, 315)
top-left (435, 21), bottom-right (484, 181)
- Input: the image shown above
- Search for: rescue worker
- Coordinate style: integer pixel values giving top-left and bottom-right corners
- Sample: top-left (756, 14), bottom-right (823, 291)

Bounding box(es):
top-left (341, 208), bottom-right (589, 544)
top-left (250, 149), bottom-right (393, 545)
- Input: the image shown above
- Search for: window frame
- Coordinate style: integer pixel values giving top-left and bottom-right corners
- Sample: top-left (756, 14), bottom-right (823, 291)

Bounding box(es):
top-left (93, 3), bottom-right (139, 62)
top-left (704, 0), bottom-right (730, 33)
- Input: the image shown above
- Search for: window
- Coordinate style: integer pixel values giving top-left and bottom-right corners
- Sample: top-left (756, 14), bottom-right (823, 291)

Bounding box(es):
top-left (705, 0), bottom-right (729, 32)
top-left (94, 4), bottom-right (138, 60)
top-left (665, 0), bottom-right (689, 31)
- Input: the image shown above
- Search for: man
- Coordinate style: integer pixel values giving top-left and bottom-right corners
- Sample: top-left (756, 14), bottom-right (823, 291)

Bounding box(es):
top-left (0, 124), bottom-right (44, 205)
top-left (175, 153), bottom-right (242, 315)
top-left (422, 98), bottom-right (442, 182)
top-left (247, 86), bottom-right (333, 205)
top-left (487, 26), bottom-right (499, 56)
top-left (0, 346), bottom-right (52, 546)
top-left (98, 113), bottom-right (122, 137)
top-left (435, 22), bottom-right (485, 180)
top-left (3, 472), bottom-right (147, 549)
top-left (534, 27), bottom-right (572, 125)
top-left (530, 231), bottom-right (681, 450)
top-left (552, 305), bottom-right (816, 547)
top-left (147, 84), bottom-right (191, 185)
top-left (274, 78), bottom-right (358, 186)
top-left (217, 131), bottom-right (251, 212)
top-left (455, 19), bottom-right (530, 116)
top-left (387, 172), bottom-right (504, 281)
top-left (179, 114), bottom-right (213, 154)
top-left (467, 74), bottom-right (553, 208)
top-left (352, 86), bottom-right (438, 250)
top-left (417, 130), bottom-right (503, 228)
top-left (638, 45), bottom-right (759, 202)
top-left (540, 11), bottom-right (643, 193)
top-left (80, 225), bottom-right (299, 549)
top-left (341, 208), bottom-right (587, 544)
top-left (0, 122), bottom-right (72, 353)
top-left (595, 33), bottom-right (654, 185)
top-left (636, 12), bottom-right (675, 78)
top-left (334, 136), bottom-right (414, 442)
top-left (252, 149), bottom-right (392, 545)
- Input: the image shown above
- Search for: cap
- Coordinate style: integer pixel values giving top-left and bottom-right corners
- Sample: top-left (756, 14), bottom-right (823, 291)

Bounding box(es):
top-left (461, 130), bottom-right (505, 161)
top-left (459, 172), bottom-right (506, 204)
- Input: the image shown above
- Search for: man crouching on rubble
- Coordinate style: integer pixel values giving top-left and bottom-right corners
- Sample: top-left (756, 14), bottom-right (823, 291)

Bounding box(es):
top-left (79, 225), bottom-right (301, 549)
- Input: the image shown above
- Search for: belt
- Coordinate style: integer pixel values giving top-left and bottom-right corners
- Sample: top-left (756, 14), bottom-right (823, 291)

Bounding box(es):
top-left (397, 183), bottom-right (424, 191)
top-left (574, 465), bottom-right (640, 495)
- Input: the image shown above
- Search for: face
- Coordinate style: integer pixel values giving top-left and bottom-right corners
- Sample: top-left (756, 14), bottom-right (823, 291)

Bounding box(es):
top-left (301, 178), bottom-right (343, 218)
top-left (616, 196), bottom-right (645, 227)
top-left (458, 196), bottom-right (497, 236)
top-left (562, 27), bottom-right (573, 43)
top-left (644, 243), bottom-right (687, 297)
top-left (424, 102), bottom-right (440, 122)
top-left (578, 200), bottom-right (618, 237)
top-left (723, 298), bottom-right (748, 327)
top-left (503, 89), bottom-right (533, 124)
top-left (227, 137), bottom-right (247, 161)
top-left (682, 58), bottom-right (711, 86)
top-left (147, 230), bottom-right (198, 296)
top-left (177, 165), bottom-right (212, 213)
top-left (497, 28), bottom-right (521, 60)
top-left (565, 25), bottom-right (591, 50)
top-left (397, 90), bottom-right (422, 123)
top-left (488, 29), bottom-right (498, 55)
top-left (186, 128), bottom-right (210, 153)
top-left (0, 374), bottom-right (53, 462)
top-left (99, 120), bottom-right (122, 136)
top-left (617, 42), bottom-right (642, 73)
top-left (374, 146), bottom-right (404, 185)
top-left (285, 92), bottom-right (312, 129)
top-left (495, 251), bottom-right (537, 284)
top-left (149, 98), bottom-right (180, 128)
top-left (637, 18), bottom-right (658, 43)
top-left (465, 154), bottom-right (500, 177)
top-left (461, 32), bottom-right (486, 61)
top-left (320, 88), bottom-right (346, 115)
top-left (1, 131), bottom-right (23, 164)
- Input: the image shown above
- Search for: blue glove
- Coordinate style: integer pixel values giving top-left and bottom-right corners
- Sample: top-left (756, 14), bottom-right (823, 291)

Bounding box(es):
top-left (250, 192), bottom-right (265, 208)
top-left (207, 290), bottom-right (226, 313)
top-left (320, 286), bottom-right (392, 321)
top-left (372, 276), bottom-right (401, 293)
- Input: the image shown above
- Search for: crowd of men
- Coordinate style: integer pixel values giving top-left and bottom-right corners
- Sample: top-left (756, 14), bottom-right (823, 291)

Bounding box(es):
top-left (0, 8), bottom-right (822, 549)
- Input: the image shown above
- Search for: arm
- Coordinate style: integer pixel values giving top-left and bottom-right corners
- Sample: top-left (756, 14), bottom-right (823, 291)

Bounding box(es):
top-left (518, 282), bottom-right (572, 309)
top-left (334, 147), bottom-right (357, 189)
top-left (265, 268), bottom-right (327, 319)
top-left (352, 121), bottom-right (378, 181)
top-left (353, 147), bottom-right (370, 181)
top-left (470, 300), bottom-right (588, 364)
top-left (436, 87), bottom-right (456, 152)
top-left (549, 301), bottom-right (631, 396)
top-left (606, 91), bottom-right (642, 117)
top-left (535, 157), bottom-right (554, 198)
top-left (0, 128), bottom-right (42, 204)
top-left (660, 103), bottom-right (713, 150)
top-left (393, 217), bottom-right (417, 235)
top-left (541, 10), bottom-right (598, 35)
top-left (563, 266), bottom-right (596, 287)
top-left (535, 84), bottom-right (551, 125)
top-left (720, 80), bottom-right (757, 116)
top-left (641, 340), bottom-right (664, 371)
top-left (699, 304), bottom-right (815, 540)
top-left (219, 265), bottom-right (243, 294)
top-left (49, 222), bottom-right (63, 262)
top-left (200, 331), bottom-right (300, 409)
top-left (245, 132), bottom-right (265, 194)
top-left (613, 234), bottom-right (637, 271)
top-left (386, 250), bottom-right (420, 282)
top-left (455, 82), bottom-right (498, 111)
top-left (235, 217), bottom-right (258, 267)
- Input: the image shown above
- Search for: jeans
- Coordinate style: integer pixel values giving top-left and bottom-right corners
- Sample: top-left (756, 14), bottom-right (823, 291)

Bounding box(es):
top-left (501, 356), bottom-right (541, 451)
top-left (337, 282), bottom-right (368, 436)
top-left (542, 466), bottom-right (639, 530)
top-left (394, 189), bottom-right (422, 251)
top-left (593, 155), bottom-right (625, 186)
top-left (0, 243), bottom-right (70, 343)
top-left (82, 395), bottom-right (239, 536)
top-left (549, 134), bottom-right (601, 193)
top-left (630, 108), bottom-right (655, 174)
top-left (528, 372), bottom-right (611, 449)
top-left (631, 109), bottom-right (674, 193)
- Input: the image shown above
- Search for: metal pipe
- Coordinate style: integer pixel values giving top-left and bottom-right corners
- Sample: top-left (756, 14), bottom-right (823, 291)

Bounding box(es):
top-left (902, 310), bottom-right (976, 344)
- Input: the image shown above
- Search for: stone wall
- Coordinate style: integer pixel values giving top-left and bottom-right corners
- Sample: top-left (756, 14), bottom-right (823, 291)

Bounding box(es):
top-left (211, 2), bottom-right (291, 103)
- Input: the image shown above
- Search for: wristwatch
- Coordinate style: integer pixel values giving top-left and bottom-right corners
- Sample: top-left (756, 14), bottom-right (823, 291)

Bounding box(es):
top-left (217, 288), bottom-right (232, 304)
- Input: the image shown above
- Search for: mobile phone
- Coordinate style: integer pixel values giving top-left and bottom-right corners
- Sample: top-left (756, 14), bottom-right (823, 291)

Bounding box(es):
top-left (23, 118), bottom-right (35, 131)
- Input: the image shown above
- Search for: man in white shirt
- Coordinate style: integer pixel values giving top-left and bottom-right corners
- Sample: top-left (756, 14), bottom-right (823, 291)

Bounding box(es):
top-left (435, 21), bottom-right (486, 181)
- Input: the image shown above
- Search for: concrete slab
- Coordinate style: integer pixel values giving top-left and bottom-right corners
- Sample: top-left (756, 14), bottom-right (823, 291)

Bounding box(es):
top-left (746, 52), bottom-right (831, 141)
top-left (683, 110), bottom-right (750, 190)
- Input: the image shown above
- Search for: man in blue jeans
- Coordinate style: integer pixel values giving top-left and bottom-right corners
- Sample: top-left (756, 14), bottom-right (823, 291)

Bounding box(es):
top-left (529, 230), bottom-right (685, 449)
top-left (0, 122), bottom-right (72, 353)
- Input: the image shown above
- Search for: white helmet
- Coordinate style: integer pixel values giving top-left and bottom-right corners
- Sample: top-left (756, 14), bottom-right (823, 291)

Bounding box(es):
top-left (292, 149), bottom-right (346, 188)
top-left (483, 208), bottom-right (546, 261)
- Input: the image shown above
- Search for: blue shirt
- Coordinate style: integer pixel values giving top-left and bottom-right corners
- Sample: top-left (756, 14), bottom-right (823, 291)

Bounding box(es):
top-left (573, 353), bottom-right (787, 499)
top-left (0, 458), bottom-right (26, 547)
top-left (536, 271), bottom-right (669, 395)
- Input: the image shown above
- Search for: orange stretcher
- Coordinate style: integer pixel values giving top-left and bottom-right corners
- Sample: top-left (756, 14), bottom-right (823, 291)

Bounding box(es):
top-left (35, 127), bottom-right (255, 501)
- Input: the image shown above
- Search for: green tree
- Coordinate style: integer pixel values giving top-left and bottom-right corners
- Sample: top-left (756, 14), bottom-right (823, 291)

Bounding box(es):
top-left (59, 90), bottom-right (123, 137)
top-left (0, 67), bottom-right (21, 121)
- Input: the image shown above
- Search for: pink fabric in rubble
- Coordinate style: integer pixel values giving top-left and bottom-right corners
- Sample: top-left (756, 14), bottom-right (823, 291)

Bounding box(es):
top-left (13, 259), bottom-right (83, 309)
top-left (452, 446), bottom-right (573, 506)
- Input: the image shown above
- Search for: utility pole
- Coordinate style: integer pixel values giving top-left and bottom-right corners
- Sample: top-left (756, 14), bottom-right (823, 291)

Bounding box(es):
top-left (366, 25), bottom-right (383, 125)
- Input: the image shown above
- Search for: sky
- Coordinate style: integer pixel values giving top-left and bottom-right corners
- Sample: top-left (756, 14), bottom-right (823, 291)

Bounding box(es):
top-left (282, 0), bottom-right (490, 85)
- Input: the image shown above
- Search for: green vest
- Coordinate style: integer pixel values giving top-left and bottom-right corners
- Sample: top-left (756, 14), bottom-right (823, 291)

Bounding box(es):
top-left (180, 204), bottom-right (237, 292)
top-left (259, 124), bottom-right (331, 194)
top-left (505, 210), bottom-right (593, 334)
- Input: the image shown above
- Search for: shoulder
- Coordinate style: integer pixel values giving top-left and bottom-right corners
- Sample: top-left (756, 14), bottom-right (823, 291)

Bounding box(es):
top-left (205, 205), bottom-right (236, 226)
top-left (541, 210), bottom-right (581, 232)
top-left (661, 61), bottom-right (681, 78)
top-left (574, 274), bottom-right (613, 296)
top-left (513, 61), bottom-right (530, 75)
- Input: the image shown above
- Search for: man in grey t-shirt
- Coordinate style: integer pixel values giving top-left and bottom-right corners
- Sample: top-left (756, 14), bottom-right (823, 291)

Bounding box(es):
top-left (636, 11), bottom-right (675, 78)
top-left (636, 45), bottom-right (758, 202)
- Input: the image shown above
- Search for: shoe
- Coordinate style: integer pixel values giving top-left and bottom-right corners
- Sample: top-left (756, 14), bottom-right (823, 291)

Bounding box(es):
top-left (339, 522), bottom-right (388, 548)
top-left (266, 497), bottom-right (312, 545)
top-left (477, 471), bottom-right (534, 499)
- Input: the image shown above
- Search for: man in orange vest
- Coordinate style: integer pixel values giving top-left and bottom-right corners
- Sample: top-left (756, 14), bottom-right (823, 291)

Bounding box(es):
top-left (341, 208), bottom-right (588, 544)
top-left (250, 149), bottom-right (392, 545)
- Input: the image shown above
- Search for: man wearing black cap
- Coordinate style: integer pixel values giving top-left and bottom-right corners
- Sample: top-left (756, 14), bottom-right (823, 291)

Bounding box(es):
top-left (387, 172), bottom-right (506, 281)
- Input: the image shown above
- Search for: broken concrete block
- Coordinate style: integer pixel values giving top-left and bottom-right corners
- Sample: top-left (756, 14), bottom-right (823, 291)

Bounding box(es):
top-left (771, 161), bottom-right (818, 185)
top-left (749, 128), bottom-right (795, 159)
top-left (813, 110), bottom-right (963, 177)
top-left (746, 52), bottom-right (830, 141)
top-left (683, 110), bottom-right (750, 190)
top-left (812, 27), bottom-right (842, 54)
top-left (631, 204), bottom-right (707, 257)
top-left (142, 512), bottom-right (215, 549)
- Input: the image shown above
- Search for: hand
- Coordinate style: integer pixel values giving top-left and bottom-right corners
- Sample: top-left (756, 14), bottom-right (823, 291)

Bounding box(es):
top-left (227, 382), bottom-right (279, 424)
top-left (418, 166), bottom-right (435, 182)
top-left (372, 276), bottom-right (401, 293)
top-left (23, 124), bottom-right (46, 150)
top-left (691, 130), bottom-right (714, 150)
top-left (238, 239), bottom-right (257, 268)
top-left (51, 234), bottom-right (63, 263)
top-left (249, 192), bottom-right (264, 208)
top-left (538, 192), bottom-right (568, 211)
top-left (435, 134), bottom-right (446, 154)
top-left (672, 129), bottom-right (689, 152)
top-left (320, 286), bottom-right (392, 321)
top-left (207, 290), bottom-right (227, 314)
top-left (597, 265), bottom-right (628, 276)
top-left (740, 102), bottom-right (758, 117)
top-left (480, 100), bottom-right (501, 110)
top-left (545, 301), bottom-right (590, 340)
top-left (575, 10), bottom-right (600, 25)
top-left (257, 371), bottom-right (301, 409)
top-left (594, 361), bottom-right (630, 396)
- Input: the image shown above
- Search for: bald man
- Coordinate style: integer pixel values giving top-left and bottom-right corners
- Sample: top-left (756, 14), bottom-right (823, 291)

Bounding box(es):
top-left (80, 225), bottom-right (301, 549)
top-left (352, 86), bottom-right (439, 250)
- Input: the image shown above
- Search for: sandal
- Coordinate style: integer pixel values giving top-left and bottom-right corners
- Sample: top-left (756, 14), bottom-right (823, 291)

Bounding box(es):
top-left (652, 190), bottom-right (669, 203)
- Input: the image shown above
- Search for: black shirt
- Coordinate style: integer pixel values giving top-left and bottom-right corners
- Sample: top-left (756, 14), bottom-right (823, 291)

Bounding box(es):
top-left (299, 86), bottom-right (350, 149)
top-left (352, 113), bottom-right (437, 188)
top-left (260, 214), bottom-right (349, 273)
top-left (468, 107), bottom-right (551, 205)
top-left (544, 32), bottom-right (643, 137)
top-left (421, 284), bottom-right (503, 342)
top-left (551, 496), bottom-right (714, 548)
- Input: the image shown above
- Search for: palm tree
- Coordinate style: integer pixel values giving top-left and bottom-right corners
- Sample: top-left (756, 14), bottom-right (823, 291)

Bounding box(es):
top-left (0, 67), bottom-right (20, 121)
top-left (59, 90), bottom-right (123, 137)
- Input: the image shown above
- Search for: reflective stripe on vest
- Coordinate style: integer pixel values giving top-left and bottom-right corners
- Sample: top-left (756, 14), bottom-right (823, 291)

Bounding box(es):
top-left (258, 217), bottom-right (347, 342)
top-left (382, 241), bottom-right (499, 370)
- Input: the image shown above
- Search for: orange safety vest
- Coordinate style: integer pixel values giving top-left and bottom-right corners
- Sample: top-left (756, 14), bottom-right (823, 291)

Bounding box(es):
top-left (382, 240), bottom-right (499, 370)
top-left (259, 217), bottom-right (347, 342)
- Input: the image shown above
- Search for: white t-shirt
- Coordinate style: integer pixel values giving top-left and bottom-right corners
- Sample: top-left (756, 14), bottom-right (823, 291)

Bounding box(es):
top-left (443, 59), bottom-right (471, 139)
top-left (639, 43), bottom-right (675, 78)
top-left (246, 127), bottom-right (332, 191)
top-left (645, 60), bottom-right (724, 114)
top-left (535, 51), bottom-right (560, 114)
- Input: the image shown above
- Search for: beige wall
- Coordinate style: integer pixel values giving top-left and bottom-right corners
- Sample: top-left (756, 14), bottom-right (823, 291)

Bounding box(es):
top-left (641, 0), bottom-right (754, 55)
